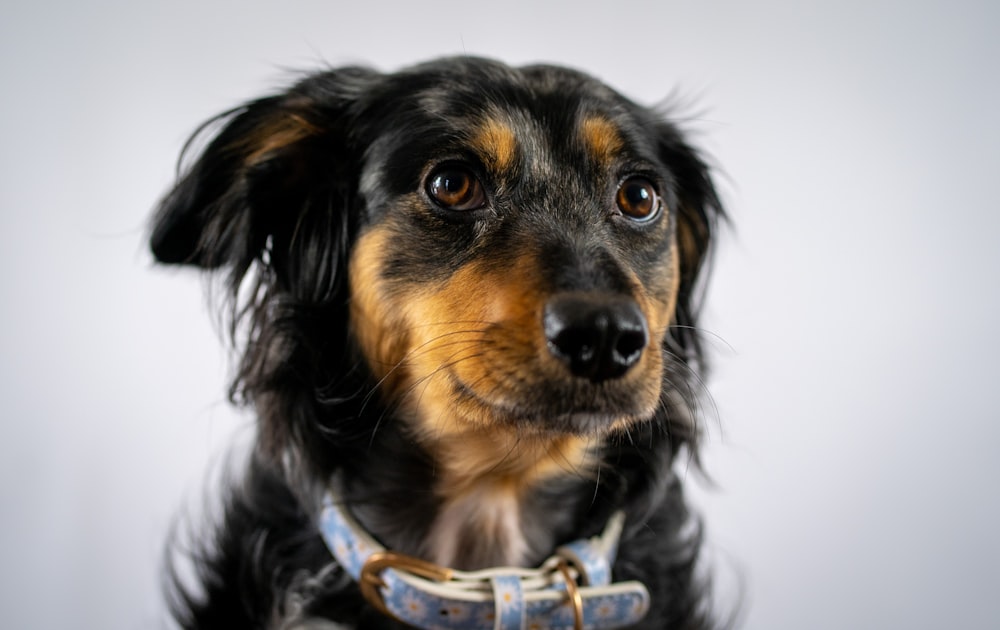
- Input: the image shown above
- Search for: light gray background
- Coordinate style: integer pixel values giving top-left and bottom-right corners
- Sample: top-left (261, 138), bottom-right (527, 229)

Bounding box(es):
top-left (2, 1), bottom-right (998, 628)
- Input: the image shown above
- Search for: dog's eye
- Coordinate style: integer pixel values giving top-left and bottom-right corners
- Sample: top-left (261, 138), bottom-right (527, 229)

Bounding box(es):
top-left (616, 177), bottom-right (660, 221)
top-left (426, 166), bottom-right (486, 211)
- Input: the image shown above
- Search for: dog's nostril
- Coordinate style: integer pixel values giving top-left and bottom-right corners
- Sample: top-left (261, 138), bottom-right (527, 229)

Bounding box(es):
top-left (614, 327), bottom-right (646, 367)
top-left (544, 294), bottom-right (649, 382)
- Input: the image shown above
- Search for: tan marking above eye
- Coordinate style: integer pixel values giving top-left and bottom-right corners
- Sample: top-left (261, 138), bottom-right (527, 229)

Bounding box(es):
top-left (470, 117), bottom-right (518, 171)
top-left (581, 116), bottom-right (624, 165)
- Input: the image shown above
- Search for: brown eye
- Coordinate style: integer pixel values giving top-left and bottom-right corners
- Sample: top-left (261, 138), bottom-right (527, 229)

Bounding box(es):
top-left (426, 166), bottom-right (486, 211)
top-left (616, 177), bottom-right (660, 221)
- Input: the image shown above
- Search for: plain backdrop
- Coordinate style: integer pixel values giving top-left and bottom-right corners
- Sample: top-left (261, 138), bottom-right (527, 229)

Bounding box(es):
top-left (2, 1), bottom-right (998, 628)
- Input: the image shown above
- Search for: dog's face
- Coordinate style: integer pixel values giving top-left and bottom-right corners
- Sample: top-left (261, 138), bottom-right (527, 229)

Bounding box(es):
top-left (150, 57), bottom-right (718, 480)
top-left (349, 66), bottom-right (681, 448)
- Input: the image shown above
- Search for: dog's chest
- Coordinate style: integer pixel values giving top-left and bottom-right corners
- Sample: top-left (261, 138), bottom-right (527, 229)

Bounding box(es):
top-left (424, 483), bottom-right (529, 570)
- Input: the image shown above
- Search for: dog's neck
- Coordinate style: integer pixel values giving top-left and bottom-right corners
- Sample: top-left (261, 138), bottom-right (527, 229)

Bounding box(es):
top-left (426, 478), bottom-right (528, 568)
top-left (343, 425), bottom-right (596, 571)
top-left (423, 430), bottom-right (594, 569)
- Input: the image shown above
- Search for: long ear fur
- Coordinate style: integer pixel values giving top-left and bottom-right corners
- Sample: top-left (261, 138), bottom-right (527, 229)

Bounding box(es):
top-left (149, 68), bottom-right (381, 463)
top-left (150, 96), bottom-right (294, 269)
top-left (150, 67), bottom-right (379, 272)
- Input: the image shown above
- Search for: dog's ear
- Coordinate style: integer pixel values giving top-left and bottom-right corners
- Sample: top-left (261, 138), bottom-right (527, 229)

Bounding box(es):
top-left (654, 121), bottom-right (724, 366)
top-left (149, 69), bottom-right (376, 275)
top-left (150, 96), bottom-right (315, 270)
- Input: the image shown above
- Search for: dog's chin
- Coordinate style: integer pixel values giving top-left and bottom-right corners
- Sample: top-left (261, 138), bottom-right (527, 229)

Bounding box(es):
top-left (442, 370), bottom-right (655, 437)
top-left (527, 410), bottom-right (641, 436)
top-left (451, 376), bottom-right (653, 437)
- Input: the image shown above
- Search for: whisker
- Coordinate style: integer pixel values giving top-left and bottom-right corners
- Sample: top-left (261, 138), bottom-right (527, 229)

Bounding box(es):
top-left (356, 326), bottom-right (489, 417)
top-left (667, 324), bottom-right (736, 355)
top-left (591, 464), bottom-right (602, 507)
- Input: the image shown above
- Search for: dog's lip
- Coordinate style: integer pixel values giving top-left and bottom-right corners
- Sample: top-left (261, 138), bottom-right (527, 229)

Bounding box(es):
top-left (448, 373), bottom-right (631, 433)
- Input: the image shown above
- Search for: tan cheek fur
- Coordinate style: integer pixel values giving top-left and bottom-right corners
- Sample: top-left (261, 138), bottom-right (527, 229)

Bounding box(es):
top-left (640, 229), bottom-right (683, 346)
top-left (348, 226), bottom-right (413, 393)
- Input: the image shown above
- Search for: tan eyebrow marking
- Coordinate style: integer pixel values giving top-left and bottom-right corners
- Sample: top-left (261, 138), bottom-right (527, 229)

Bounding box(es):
top-left (581, 116), bottom-right (624, 166)
top-left (469, 117), bottom-right (518, 172)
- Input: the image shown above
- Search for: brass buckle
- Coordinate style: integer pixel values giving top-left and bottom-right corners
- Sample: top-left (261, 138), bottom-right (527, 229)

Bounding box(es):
top-left (359, 551), bottom-right (454, 617)
top-left (556, 560), bottom-right (584, 630)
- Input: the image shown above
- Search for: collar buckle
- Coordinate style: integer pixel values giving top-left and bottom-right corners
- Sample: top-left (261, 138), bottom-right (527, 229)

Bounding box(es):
top-left (359, 551), bottom-right (454, 617)
top-left (555, 559), bottom-right (584, 630)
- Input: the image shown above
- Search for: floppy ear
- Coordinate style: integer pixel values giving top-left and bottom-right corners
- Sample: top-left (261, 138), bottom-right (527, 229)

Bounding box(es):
top-left (150, 69), bottom-right (382, 460)
top-left (149, 68), bottom-right (377, 279)
top-left (654, 120), bottom-right (724, 367)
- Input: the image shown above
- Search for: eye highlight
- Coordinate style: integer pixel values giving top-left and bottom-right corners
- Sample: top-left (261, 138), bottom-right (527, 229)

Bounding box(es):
top-left (616, 176), bottom-right (661, 221)
top-left (425, 165), bottom-right (487, 212)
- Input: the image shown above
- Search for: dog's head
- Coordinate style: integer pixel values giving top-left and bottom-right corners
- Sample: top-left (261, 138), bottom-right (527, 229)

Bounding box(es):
top-left (151, 57), bottom-right (721, 476)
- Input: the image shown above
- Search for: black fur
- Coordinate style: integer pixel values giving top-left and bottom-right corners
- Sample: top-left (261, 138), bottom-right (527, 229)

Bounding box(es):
top-left (152, 56), bottom-right (723, 629)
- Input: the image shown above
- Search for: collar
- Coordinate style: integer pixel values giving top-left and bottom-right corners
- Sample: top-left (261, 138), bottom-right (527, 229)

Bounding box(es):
top-left (319, 492), bottom-right (650, 630)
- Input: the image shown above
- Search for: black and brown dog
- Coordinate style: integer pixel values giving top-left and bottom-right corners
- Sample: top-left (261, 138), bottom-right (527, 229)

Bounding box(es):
top-left (151, 56), bottom-right (724, 629)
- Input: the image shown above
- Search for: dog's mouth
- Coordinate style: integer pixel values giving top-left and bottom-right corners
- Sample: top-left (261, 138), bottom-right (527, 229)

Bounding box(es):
top-left (448, 370), bottom-right (656, 436)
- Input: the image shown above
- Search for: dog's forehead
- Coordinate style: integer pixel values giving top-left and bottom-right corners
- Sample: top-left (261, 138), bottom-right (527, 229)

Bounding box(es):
top-left (416, 66), bottom-right (640, 161)
top-left (355, 61), bottom-right (658, 198)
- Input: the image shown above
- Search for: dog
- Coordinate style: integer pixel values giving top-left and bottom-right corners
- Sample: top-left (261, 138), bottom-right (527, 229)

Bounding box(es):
top-left (151, 56), bottom-right (723, 630)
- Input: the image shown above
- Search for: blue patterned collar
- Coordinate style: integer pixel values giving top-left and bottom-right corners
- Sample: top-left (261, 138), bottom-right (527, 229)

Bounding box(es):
top-left (319, 491), bottom-right (650, 630)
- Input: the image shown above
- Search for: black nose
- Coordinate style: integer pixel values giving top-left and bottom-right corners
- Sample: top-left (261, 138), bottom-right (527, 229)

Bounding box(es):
top-left (543, 293), bottom-right (649, 382)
